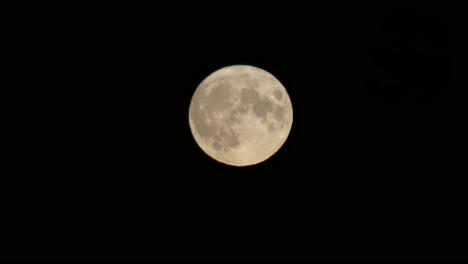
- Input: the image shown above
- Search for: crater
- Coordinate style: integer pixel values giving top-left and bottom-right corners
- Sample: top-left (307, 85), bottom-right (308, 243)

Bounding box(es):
top-left (273, 89), bottom-right (283, 100)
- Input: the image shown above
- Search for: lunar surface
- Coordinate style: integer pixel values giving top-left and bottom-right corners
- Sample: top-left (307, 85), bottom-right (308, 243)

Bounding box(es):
top-left (189, 65), bottom-right (293, 166)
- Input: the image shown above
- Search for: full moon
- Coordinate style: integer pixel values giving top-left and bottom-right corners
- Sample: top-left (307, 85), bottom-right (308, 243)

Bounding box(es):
top-left (189, 65), bottom-right (293, 166)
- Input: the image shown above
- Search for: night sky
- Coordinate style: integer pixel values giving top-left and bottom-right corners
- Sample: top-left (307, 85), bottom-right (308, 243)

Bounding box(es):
top-left (9, 1), bottom-right (467, 261)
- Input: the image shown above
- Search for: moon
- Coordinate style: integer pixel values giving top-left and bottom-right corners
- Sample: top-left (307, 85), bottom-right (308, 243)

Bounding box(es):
top-left (189, 65), bottom-right (293, 167)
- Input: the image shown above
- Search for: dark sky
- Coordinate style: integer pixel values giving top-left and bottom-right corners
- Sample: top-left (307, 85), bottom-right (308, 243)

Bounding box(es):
top-left (9, 1), bottom-right (467, 261)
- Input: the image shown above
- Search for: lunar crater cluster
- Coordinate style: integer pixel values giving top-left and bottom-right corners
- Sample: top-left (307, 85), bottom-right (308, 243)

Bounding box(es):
top-left (189, 65), bottom-right (293, 166)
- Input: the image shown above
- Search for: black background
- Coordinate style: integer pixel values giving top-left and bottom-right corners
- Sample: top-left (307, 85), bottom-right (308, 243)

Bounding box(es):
top-left (7, 1), bottom-right (467, 261)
